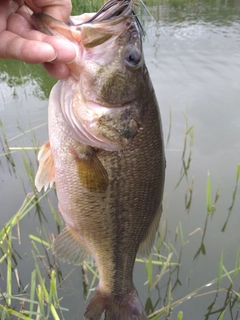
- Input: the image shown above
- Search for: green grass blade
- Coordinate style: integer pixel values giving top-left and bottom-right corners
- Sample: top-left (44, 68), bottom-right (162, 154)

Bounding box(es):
top-left (7, 123), bottom-right (47, 142)
top-left (0, 305), bottom-right (32, 320)
top-left (0, 191), bottom-right (50, 243)
top-left (222, 265), bottom-right (232, 283)
top-left (146, 254), bottom-right (153, 288)
top-left (0, 251), bottom-right (7, 263)
top-left (233, 248), bottom-right (240, 280)
top-left (6, 229), bottom-right (12, 306)
top-left (29, 235), bottom-right (51, 248)
top-left (32, 243), bottom-right (63, 319)
top-left (179, 222), bottom-right (185, 245)
top-left (236, 163), bottom-right (240, 184)
top-left (154, 253), bottom-right (173, 287)
top-left (50, 305), bottom-right (61, 320)
top-left (135, 258), bottom-right (178, 266)
top-left (0, 306), bottom-right (8, 320)
top-left (50, 270), bottom-right (59, 307)
top-left (0, 294), bottom-right (39, 304)
top-left (29, 270), bottom-right (36, 315)
top-left (36, 285), bottom-right (45, 317)
top-left (8, 147), bottom-right (40, 150)
top-left (218, 308), bottom-right (226, 320)
top-left (217, 252), bottom-right (223, 290)
top-left (206, 171), bottom-right (212, 213)
top-left (83, 261), bottom-right (99, 279)
top-left (48, 199), bottom-right (62, 227)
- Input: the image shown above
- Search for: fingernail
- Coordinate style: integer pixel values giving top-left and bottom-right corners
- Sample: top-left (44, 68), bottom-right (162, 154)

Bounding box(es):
top-left (46, 52), bottom-right (57, 62)
top-left (65, 43), bottom-right (77, 64)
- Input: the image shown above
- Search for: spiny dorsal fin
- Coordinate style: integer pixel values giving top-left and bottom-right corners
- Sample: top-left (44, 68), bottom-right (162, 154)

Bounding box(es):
top-left (35, 141), bottom-right (55, 192)
top-left (53, 225), bottom-right (92, 265)
top-left (137, 204), bottom-right (163, 258)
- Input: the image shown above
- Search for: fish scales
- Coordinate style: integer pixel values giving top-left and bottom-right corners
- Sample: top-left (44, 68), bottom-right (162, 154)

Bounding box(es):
top-left (34, 0), bottom-right (165, 319)
top-left (49, 80), bottom-right (164, 292)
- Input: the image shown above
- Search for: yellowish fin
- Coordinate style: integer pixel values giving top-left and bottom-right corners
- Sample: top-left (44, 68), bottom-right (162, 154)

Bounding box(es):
top-left (53, 225), bottom-right (91, 265)
top-left (137, 204), bottom-right (163, 258)
top-left (35, 141), bottom-right (55, 192)
top-left (73, 147), bottom-right (109, 193)
top-left (81, 25), bottom-right (112, 48)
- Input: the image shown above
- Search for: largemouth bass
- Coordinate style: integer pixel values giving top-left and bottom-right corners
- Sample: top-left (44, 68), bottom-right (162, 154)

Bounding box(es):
top-left (34, 1), bottom-right (165, 319)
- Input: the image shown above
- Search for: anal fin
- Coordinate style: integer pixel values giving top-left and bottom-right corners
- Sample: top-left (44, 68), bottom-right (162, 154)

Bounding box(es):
top-left (137, 204), bottom-right (163, 258)
top-left (35, 141), bottom-right (55, 192)
top-left (53, 225), bottom-right (92, 265)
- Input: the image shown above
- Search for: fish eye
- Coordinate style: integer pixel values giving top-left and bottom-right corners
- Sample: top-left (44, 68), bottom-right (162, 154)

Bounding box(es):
top-left (124, 46), bottom-right (141, 68)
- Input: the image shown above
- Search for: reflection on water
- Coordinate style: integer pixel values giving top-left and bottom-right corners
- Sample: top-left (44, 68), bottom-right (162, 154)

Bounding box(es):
top-left (0, 61), bottom-right (56, 101)
top-left (1, 0), bottom-right (240, 319)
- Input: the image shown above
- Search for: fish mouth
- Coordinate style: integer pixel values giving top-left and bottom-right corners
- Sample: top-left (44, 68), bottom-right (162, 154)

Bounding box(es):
top-left (79, 0), bottom-right (134, 24)
top-left (74, 0), bottom-right (145, 37)
top-left (31, 0), bottom-right (145, 44)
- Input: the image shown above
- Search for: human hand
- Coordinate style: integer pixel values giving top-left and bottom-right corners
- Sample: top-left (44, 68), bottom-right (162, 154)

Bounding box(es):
top-left (0, 0), bottom-right (76, 79)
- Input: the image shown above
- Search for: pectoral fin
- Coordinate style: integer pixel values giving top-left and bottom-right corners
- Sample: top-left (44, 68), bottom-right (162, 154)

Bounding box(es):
top-left (53, 225), bottom-right (92, 265)
top-left (137, 204), bottom-right (163, 258)
top-left (73, 147), bottom-right (109, 193)
top-left (35, 141), bottom-right (55, 192)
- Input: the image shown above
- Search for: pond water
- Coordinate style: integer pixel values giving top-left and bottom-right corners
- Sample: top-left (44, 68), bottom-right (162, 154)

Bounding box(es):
top-left (1, 0), bottom-right (240, 319)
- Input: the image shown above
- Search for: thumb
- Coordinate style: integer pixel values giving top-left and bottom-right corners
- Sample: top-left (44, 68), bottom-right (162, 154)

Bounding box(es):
top-left (28, 0), bottom-right (72, 23)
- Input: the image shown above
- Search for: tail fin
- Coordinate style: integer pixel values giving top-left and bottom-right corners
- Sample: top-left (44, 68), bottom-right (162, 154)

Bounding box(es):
top-left (84, 287), bottom-right (147, 320)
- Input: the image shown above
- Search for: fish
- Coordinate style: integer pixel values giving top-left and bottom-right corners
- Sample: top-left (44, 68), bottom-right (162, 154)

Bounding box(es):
top-left (34, 0), bottom-right (165, 319)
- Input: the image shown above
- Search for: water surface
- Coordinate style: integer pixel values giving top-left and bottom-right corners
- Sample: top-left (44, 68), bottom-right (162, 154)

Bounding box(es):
top-left (0, 1), bottom-right (240, 319)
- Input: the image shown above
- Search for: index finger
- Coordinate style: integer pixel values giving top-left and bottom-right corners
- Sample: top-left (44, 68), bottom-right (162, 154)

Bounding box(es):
top-left (0, 30), bottom-right (57, 63)
top-left (26, 0), bottom-right (72, 23)
top-left (7, 13), bottom-right (77, 63)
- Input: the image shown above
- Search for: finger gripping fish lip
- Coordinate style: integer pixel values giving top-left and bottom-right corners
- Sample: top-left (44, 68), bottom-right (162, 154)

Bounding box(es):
top-left (76, 0), bottom-right (146, 37)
